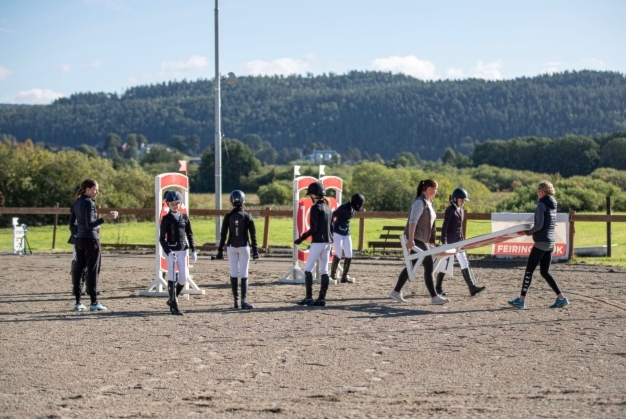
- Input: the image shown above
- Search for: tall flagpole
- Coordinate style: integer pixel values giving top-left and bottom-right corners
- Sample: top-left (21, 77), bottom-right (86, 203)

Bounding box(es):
top-left (214, 0), bottom-right (222, 243)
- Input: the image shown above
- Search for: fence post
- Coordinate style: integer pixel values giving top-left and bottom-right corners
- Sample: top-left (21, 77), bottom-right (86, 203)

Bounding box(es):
top-left (52, 202), bottom-right (59, 250)
top-left (263, 207), bottom-right (271, 250)
top-left (606, 196), bottom-right (612, 257)
top-left (358, 217), bottom-right (365, 251)
top-left (568, 211), bottom-right (576, 260)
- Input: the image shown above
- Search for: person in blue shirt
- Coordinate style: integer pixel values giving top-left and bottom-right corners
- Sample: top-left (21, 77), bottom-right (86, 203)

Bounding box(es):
top-left (330, 193), bottom-right (365, 283)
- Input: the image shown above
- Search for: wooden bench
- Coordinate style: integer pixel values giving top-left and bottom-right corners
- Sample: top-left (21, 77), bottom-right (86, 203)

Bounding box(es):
top-left (368, 225), bottom-right (442, 253)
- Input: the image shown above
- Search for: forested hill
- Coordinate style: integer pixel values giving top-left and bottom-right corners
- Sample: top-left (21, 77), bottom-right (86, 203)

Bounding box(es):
top-left (1, 70), bottom-right (625, 160)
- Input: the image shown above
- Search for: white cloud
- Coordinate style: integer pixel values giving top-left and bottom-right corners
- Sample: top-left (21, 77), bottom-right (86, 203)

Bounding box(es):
top-left (0, 65), bottom-right (11, 81)
top-left (84, 60), bottom-right (102, 70)
top-left (60, 63), bottom-right (72, 73)
top-left (371, 55), bottom-right (437, 79)
top-left (161, 55), bottom-right (210, 73)
top-left (473, 60), bottom-right (503, 80)
top-left (445, 67), bottom-right (464, 79)
top-left (583, 58), bottom-right (606, 69)
top-left (244, 56), bottom-right (313, 76)
top-left (13, 88), bottom-right (65, 105)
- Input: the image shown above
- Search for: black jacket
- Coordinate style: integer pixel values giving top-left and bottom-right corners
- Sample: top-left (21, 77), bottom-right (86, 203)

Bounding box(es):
top-left (68, 199), bottom-right (78, 244)
top-left (74, 194), bottom-right (104, 240)
top-left (441, 203), bottom-right (464, 244)
top-left (159, 211), bottom-right (196, 254)
top-left (527, 195), bottom-right (557, 243)
top-left (299, 199), bottom-right (333, 243)
top-left (218, 208), bottom-right (258, 250)
top-left (332, 202), bottom-right (354, 236)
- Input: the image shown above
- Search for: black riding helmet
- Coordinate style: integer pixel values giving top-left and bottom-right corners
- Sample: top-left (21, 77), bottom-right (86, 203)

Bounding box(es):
top-left (164, 190), bottom-right (183, 203)
top-left (306, 181), bottom-right (326, 197)
top-left (230, 190), bottom-right (245, 207)
top-left (450, 187), bottom-right (469, 203)
top-left (350, 193), bottom-right (365, 211)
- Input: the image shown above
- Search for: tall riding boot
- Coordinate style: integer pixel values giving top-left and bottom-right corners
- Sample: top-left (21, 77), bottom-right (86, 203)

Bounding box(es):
top-left (330, 257), bottom-right (341, 280)
top-left (341, 258), bottom-right (354, 283)
top-left (298, 272), bottom-right (314, 306)
top-left (435, 272), bottom-right (446, 296)
top-left (230, 277), bottom-right (239, 309)
top-left (313, 274), bottom-right (330, 306)
top-left (462, 268), bottom-right (486, 296)
top-left (167, 281), bottom-right (183, 315)
top-left (240, 278), bottom-right (254, 309)
top-left (175, 283), bottom-right (185, 315)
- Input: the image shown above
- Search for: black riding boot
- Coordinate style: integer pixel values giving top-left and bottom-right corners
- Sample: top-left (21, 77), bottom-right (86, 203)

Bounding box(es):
top-left (167, 281), bottom-right (183, 315)
top-left (435, 272), bottom-right (446, 296)
top-left (230, 277), bottom-right (239, 309)
top-left (298, 272), bottom-right (314, 306)
top-left (341, 258), bottom-right (353, 283)
top-left (462, 268), bottom-right (486, 296)
top-left (313, 274), bottom-right (330, 306)
top-left (240, 278), bottom-right (254, 309)
top-left (330, 257), bottom-right (341, 280)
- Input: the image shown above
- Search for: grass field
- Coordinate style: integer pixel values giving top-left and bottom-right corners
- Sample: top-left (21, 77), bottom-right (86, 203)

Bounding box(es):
top-left (1, 212), bottom-right (624, 267)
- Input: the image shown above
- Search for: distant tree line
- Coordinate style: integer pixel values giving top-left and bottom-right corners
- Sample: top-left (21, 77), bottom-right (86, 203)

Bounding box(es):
top-left (1, 70), bottom-right (625, 161)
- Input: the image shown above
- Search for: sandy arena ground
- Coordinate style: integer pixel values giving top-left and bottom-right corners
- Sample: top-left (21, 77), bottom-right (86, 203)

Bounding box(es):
top-left (1, 252), bottom-right (625, 418)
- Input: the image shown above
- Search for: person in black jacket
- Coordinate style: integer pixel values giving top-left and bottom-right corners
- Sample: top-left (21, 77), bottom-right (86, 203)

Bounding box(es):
top-left (216, 190), bottom-right (259, 310)
top-left (436, 187), bottom-right (485, 297)
top-left (294, 181), bottom-right (333, 306)
top-left (69, 185), bottom-right (86, 297)
top-left (330, 193), bottom-right (365, 283)
top-left (508, 181), bottom-right (569, 309)
top-left (159, 190), bottom-right (197, 315)
top-left (72, 178), bottom-right (118, 312)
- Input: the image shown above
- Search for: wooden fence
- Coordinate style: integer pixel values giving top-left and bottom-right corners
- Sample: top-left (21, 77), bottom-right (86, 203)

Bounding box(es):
top-left (1, 203), bottom-right (625, 258)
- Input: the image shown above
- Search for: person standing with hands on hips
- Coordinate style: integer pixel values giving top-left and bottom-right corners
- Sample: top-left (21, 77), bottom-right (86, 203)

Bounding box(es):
top-left (330, 193), bottom-right (365, 283)
top-left (508, 181), bottom-right (570, 309)
top-left (389, 179), bottom-right (448, 305)
top-left (159, 190), bottom-right (197, 316)
top-left (216, 190), bottom-right (259, 310)
top-left (294, 181), bottom-right (333, 306)
top-left (436, 187), bottom-right (486, 297)
top-left (72, 178), bottom-right (118, 312)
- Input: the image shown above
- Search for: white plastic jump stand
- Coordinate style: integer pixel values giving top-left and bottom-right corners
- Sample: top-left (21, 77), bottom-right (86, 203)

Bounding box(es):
top-left (400, 224), bottom-right (532, 282)
top-left (139, 172), bottom-right (205, 298)
top-left (12, 217), bottom-right (25, 255)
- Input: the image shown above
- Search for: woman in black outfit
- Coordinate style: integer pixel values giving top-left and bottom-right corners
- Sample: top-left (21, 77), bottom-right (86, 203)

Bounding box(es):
top-left (72, 178), bottom-right (118, 312)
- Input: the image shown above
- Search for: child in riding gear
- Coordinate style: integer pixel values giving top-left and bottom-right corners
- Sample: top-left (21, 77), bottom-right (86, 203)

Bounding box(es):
top-left (437, 187), bottom-right (485, 297)
top-left (217, 190), bottom-right (259, 310)
top-left (294, 181), bottom-right (333, 306)
top-left (330, 193), bottom-right (365, 283)
top-left (159, 190), bottom-right (197, 316)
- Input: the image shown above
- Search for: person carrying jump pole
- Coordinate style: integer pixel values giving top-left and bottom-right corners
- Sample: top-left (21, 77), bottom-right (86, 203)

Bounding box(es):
top-left (330, 193), bottom-right (365, 283)
top-left (159, 190), bottom-right (197, 316)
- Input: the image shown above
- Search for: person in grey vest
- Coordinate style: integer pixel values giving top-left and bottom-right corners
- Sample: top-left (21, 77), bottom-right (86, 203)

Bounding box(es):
top-left (436, 187), bottom-right (485, 297)
top-left (508, 181), bottom-right (569, 309)
top-left (330, 193), bottom-right (365, 283)
top-left (159, 190), bottom-right (197, 316)
top-left (217, 190), bottom-right (259, 310)
top-left (389, 179), bottom-right (448, 305)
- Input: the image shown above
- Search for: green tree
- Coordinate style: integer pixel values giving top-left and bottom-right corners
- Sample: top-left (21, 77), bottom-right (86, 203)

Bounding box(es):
top-left (600, 137), bottom-right (626, 170)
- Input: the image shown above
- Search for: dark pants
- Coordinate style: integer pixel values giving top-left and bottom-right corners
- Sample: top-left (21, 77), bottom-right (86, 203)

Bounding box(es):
top-left (74, 238), bottom-right (102, 304)
top-left (394, 240), bottom-right (437, 297)
top-left (521, 246), bottom-right (561, 297)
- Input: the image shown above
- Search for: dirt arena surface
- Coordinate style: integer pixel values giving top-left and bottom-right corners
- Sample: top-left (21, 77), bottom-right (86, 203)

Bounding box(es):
top-left (1, 252), bottom-right (625, 418)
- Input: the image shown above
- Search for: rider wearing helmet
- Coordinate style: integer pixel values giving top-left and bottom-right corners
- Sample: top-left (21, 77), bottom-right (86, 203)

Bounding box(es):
top-left (294, 181), bottom-right (333, 306)
top-left (216, 190), bottom-right (259, 310)
top-left (437, 187), bottom-right (485, 297)
top-left (159, 190), bottom-right (197, 315)
top-left (330, 193), bottom-right (365, 283)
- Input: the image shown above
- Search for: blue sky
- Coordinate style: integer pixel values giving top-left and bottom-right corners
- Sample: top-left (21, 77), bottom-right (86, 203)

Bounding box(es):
top-left (1, 0), bottom-right (624, 104)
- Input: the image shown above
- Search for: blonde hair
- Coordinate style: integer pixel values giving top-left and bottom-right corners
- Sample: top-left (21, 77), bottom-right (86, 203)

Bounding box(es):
top-left (538, 181), bottom-right (555, 196)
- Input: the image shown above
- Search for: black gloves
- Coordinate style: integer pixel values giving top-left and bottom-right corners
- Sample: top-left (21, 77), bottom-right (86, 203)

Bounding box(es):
top-left (216, 248), bottom-right (224, 260)
top-left (252, 249), bottom-right (259, 260)
top-left (294, 237), bottom-right (304, 245)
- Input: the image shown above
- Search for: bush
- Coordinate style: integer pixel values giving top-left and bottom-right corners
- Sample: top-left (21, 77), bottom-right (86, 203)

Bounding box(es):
top-left (258, 181), bottom-right (292, 206)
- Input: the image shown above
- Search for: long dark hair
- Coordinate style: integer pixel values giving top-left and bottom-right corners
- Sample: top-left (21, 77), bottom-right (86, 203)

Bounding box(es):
top-left (78, 178), bottom-right (97, 197)
top-left (416, 179), bottom-right (437, 198)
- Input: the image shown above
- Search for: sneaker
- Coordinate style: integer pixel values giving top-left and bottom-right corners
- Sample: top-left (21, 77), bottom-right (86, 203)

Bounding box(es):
top-left (89, 302), bottom-right (108, 311)
top-left (312, 299), bottom-right (326, 306)
top-left (73, 303), bottom-right (86, 311)
top-left (340, 276), bottom-right (355, 284)
top-left (508, 296), bottom-right (525, 309)
top-left (298, 298), bottom-right (314, 306)
top-left (388, 290), bottom-right (407, 303)
top-left (431, 295), bottom-right (449, 305)
top-left (549, 297), bottom-right (569, 308)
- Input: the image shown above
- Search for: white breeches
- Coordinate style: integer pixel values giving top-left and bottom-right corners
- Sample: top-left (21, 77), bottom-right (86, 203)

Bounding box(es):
top-left (333, 233), bottom-right (353, 259)
top-left (227, 246), bottom-right (250, 278)
top-left (456, 251), bottom-right (470, 269)
top-left (304, 242), bottom-right (331, 274)
top-left (166, 249), bottom-right (189, 285)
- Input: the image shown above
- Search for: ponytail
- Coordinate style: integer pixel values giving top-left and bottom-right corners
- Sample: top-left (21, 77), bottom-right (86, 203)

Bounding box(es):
top-left (416, 179), bottom-right (437, 198)
top-left (78, 178), bottom-right (97, 197)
